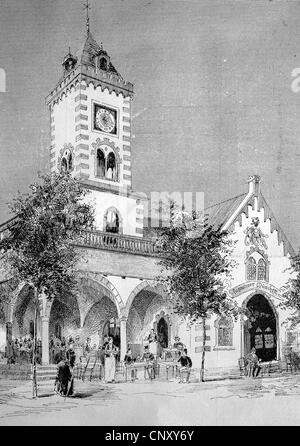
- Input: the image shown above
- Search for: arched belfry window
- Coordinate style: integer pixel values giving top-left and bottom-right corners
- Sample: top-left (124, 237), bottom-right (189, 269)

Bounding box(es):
top-left (245, 251), bottom-right (269, 282)
top-left (95, 147), bottom-right (118, 181)
top-left (106, 152), bottom-right (116, 180)
top-left (215, 316), bottom-right (234, 348)
top-left (104, 208), bottom-right (122, 234)
top-left (97, 149), bottom-right (105, 178)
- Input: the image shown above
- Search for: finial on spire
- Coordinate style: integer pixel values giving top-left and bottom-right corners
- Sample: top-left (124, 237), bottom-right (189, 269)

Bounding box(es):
top-left (83, 0), bottom-right (91, 35)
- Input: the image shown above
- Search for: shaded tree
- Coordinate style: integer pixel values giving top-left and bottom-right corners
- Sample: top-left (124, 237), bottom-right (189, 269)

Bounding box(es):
top-left (0, 172), bottom-right (94, 397)
top-left (280, 252), bottom-right (300, 328)
top-left (156, 209), bottom-right (238, 382)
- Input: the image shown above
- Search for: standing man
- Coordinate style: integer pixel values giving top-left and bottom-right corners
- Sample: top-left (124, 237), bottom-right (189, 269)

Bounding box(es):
top-left (54, 359), bottom-right (73, 396)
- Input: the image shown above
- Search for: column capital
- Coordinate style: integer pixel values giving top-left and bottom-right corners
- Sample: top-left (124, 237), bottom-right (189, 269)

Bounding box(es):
top-left (120, 316), bottom-right (128, 323)
top-left (41, 316), bottom-right (50, 322)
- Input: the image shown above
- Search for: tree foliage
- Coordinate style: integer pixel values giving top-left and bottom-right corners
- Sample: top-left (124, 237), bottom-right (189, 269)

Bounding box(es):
top-left (0, 172), bottom-right (95, 300)
top-left (156, 211), bottom-right (238, 320)
top-left (155, 209), bottom-right (238, 381)
top-left (280, 252), bottom-right (300, 327)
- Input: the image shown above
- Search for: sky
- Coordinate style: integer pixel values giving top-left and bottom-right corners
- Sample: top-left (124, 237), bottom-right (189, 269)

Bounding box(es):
top-left (1, 0), bottom-right (300, 248)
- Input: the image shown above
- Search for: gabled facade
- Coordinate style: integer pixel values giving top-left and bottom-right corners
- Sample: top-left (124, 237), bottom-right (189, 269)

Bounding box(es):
top-left (196, 175), bottom-right (296, 370)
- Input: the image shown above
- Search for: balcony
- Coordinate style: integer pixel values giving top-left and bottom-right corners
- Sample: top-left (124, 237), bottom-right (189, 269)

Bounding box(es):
top-left (0, 217), bottom-right (160, 257)
top-left (76, 230), bottom-right (160, 257)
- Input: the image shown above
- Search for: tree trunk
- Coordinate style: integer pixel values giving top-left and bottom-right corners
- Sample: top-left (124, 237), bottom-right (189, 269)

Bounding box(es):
top-left (32, 289), bottom-right (38, 399)
top-left (200, 316), bottom-right (206, 382)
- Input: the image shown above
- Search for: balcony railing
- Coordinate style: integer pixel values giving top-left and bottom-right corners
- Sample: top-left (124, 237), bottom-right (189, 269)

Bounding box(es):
top-left (76, 230), bottom-right (160, 257)
top-left (0, 218), bottom-right (160, 257)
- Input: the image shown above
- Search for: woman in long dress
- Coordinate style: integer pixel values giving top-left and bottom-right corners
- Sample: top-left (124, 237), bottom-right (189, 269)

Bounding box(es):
top-left (104, 337), bottom-right (118, 383)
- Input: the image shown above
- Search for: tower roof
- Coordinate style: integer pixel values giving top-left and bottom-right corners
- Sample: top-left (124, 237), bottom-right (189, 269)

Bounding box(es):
top-left (77, 32), bottom-right (121, 76)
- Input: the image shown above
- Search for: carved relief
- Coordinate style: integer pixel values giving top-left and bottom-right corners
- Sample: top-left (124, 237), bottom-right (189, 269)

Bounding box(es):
top-left (244, 217), bottom-right (268, 250)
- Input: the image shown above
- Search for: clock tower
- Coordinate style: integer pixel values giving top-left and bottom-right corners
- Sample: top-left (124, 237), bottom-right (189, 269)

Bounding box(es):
top-left (46, 6), bottom-right (144, 237)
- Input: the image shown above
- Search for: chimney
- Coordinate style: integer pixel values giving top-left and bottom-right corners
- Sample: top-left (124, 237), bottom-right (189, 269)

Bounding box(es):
top-left (247, 175), bottom-right (261, 196)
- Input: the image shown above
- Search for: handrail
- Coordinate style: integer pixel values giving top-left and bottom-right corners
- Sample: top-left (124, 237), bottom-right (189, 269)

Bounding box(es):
top-left (0, 219), bottom-right (160, 257)
top-left (76, 230), bottom-right (159, 257)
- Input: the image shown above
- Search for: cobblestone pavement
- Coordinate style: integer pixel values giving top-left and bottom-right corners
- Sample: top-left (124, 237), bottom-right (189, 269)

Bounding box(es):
top-left (1, 374), bottom-right (300, 425)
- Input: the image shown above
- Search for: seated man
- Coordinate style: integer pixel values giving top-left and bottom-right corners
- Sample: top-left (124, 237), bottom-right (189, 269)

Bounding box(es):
top-left (142, 346), bottom-right (155, 380)
top-left (245, 348), bottom-right (261, 378)
top-left (177, 348), bottom-right (192, 383)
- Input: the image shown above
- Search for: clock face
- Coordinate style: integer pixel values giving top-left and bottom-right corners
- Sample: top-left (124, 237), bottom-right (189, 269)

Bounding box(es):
top-left (93, 104), bottom-right (117, 135)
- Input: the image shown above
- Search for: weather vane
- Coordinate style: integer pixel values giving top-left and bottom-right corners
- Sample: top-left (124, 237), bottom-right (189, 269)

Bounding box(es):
top-left (83, 0), bottom-right (91, 35)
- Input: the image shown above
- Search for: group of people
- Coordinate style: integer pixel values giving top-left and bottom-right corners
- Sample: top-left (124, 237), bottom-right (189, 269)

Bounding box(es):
top-left (53, 330), bottom-right (193, 394)
top-left (53, 334), bottom-right (120, 394)
top-left (9, 336), bottom-right (42, 365)
top-left (123, 333), bottom-right (192, 383)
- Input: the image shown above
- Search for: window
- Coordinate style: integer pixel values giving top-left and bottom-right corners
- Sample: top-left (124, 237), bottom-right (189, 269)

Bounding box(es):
top-left (97, 149), bottom-right (105, 178)
top-left (257, 258), bottom-right (266, 281)
top-left (216, 316), bottom-right (233, 347)
top-left (95, 149), bottom-right (118, 181)
top-left (29, 321), bottom-right (34, 338)
top-left (99, 57), bottom-right (108, 70)
top-left (61, 157), bottom-right (68, 173)
top-left (246, 253), bottom-right (268, 282)
top-left (60, 149), bottom-right (73, 173)
top-left (247, 257), bottom-right (256, 280)
top-left (106, 152), bottom-right (116, 180)
top-left (105, 209), bottom-right (121, 234)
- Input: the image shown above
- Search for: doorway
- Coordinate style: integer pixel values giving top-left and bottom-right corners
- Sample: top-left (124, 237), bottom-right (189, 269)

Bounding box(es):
top-left (157, 317), bottom-right (168, 349)
top-left (244, 294), bottom-right (277, 361)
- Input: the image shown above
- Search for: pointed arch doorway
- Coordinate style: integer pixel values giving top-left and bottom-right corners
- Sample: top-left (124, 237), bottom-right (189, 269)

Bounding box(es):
top-left (244, 294), bottom-right (277, 361)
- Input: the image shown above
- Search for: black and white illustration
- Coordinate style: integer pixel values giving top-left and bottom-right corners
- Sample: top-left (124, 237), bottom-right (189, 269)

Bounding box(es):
top-left (1, 0), bottom-right (300, 428)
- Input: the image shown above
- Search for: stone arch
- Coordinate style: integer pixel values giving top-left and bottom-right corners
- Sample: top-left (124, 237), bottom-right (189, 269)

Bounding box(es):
top-left (242, 290), bottom-right (279, 317)
top-left (78, 272), bottom-right (124, 319)
top-left (242, 291), bottom-right (280, 360)
top-left (10, 282), bottom-right (33, 323)
top-left (124, 280), bottom-right (170, 319)
top-left (125, 280), bottom-right (179, 352)
top-left (49, 293), bottom-right (81, 341)
top-left (11, 283), bottom-right (43, 339)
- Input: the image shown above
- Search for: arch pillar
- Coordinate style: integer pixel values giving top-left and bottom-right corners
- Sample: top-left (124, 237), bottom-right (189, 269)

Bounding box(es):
top-left (5, 322), bottom-right (13, 364)
top-left (41, 316), bottom-right (50, 365)
top-left (120, 316), bottom-right (127, 361)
